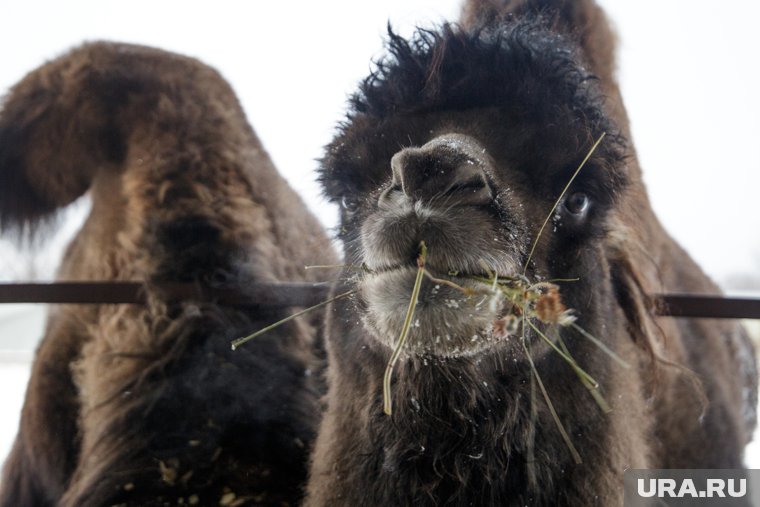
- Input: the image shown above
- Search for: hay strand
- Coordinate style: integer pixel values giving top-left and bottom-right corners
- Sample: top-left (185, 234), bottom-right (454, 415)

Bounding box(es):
top-left (556, 334), bottom-right (612, 413)
top-left (383, 241), bottom-right (427, 416)
top-left (521, 336), bottom-right (582, 464)
top-left (570, 322), bottom-right (630, 369)
top-left (523, 132), bottom-right (606, 274)
top-left (528, 321), bottom-right (599, 388)
top-left (231, 289), bottom-right (355, 350)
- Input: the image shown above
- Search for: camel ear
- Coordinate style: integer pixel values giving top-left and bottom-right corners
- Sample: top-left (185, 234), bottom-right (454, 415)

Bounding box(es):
top-left (605, 230), bottom-right (660, 362)
top-left (606, 223), bottom-right (711, 409)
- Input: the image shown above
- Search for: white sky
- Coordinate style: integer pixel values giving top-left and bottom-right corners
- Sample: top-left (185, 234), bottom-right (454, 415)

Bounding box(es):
top-left (0, 0), bottom-right (758, 285)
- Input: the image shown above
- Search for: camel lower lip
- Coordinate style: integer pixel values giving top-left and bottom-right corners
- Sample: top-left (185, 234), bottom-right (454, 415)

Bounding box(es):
top-left (359, 266), bottom-right (508, 357)
top-left (362, 266), bottom-right (492, 305)
top-left (368, 264), bottom-right (482, 283)
top-left (365, 268), bottom-right (481, 297)
top-left (365, 266), bottom-right (507, 300)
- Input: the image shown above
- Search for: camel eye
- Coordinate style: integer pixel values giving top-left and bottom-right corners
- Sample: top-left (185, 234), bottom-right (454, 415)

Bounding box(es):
top-left (341, 195), bottom-right (360, 214)
top-left (565, 192), bottom-right (589, 216)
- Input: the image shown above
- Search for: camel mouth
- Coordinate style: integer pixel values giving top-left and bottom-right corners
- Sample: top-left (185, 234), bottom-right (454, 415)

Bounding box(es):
top-left (359, 261), bottom-right (511, 357)
top-left (356, 181), bottom-right (523, 356)
top-left (368, 261), bottom-right (493, 281)
top-left (360, 234), bottom-right (520, 283)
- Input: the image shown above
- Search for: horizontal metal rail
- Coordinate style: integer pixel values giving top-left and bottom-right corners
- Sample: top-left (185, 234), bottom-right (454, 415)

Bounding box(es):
top-left (656, 294), bottom-right (760, 319)
top-left (0, 282), bottom-right (330, 308)
top-left (0, 282), bottom-right (759, 319)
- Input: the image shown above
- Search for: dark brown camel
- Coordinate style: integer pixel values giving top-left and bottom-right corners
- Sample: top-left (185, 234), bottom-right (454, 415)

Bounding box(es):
top-left (306, 1), bottom-right (757, 505)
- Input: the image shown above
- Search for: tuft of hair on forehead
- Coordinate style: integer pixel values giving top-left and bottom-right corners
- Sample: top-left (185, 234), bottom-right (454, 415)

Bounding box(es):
top-left (352, 20), bottom-right (606, 125)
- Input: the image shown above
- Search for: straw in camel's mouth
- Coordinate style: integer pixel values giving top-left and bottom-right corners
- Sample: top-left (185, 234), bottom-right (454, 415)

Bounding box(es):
top-left (358, 259), bottom-right (510, 358)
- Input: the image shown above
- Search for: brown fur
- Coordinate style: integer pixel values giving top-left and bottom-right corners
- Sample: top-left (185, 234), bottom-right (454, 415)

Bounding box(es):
top-left (471, 0), bottom-right (758, 468)
top-left (306, 1), bottom-right (757, 505)
top-left (0, 42), bottom-right (337, 506)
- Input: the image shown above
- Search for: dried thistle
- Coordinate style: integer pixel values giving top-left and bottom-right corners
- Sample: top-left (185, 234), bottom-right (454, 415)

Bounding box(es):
top-left (534, 286), bottom-right (568, 324)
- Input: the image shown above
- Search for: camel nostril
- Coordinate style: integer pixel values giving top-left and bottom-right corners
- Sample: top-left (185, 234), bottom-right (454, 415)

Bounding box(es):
top-left (388, 135), bottom-right (494, 206)
top-left (450, 178), bottom-right (483, 191)
top-left (444, 173), bottom-right (490, 198)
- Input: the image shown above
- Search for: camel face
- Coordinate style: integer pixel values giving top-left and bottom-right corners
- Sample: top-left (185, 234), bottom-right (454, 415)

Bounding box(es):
top-left (322, 25), bottom-right (626, 358)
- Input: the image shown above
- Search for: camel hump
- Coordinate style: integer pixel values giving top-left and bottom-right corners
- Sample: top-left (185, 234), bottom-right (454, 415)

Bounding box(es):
top-left (0, 41), bottom-right (251, 238)
top-left (460, 0), bottom-right (618, 92)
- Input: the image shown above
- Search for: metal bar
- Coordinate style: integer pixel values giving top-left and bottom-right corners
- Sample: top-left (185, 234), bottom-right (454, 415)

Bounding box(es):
top-left (0, 283), bottom-right (759, 319)
top-left (0, 282), bottom-right (144, 304)
top-left (655, 294), bottom-right (760, 319)
top-left (0, 282), bottom-right (331, 308)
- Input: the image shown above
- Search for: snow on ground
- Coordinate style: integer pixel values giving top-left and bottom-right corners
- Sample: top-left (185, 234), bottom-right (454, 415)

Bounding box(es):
top-left (0, 362), bottom-right (31, 462)
top-left (0, 304), bottom-right (43, 464)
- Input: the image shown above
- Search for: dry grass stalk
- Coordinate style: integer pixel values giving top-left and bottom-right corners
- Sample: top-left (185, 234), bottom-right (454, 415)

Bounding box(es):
top-left (230, 289), bottom-right (356, 350)
top-left (383, 241), bottom-right (427, 415)
top-left (521, 335), bottom-right (583, 464)
top-left (522, 132), bottom-right (606, 274)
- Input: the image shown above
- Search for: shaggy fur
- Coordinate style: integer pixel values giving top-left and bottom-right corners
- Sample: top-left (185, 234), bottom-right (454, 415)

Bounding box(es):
top-left (307, 1), bottom-right (757, 506)
top-left (0, 42), bottom-right (337, 506)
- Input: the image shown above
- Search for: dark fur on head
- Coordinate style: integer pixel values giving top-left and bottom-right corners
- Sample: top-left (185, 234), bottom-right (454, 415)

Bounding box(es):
top-left (356, 22), bottom-right (598, 117)
top-left (322, 20), bottom-right (627, 221)
top-left (0, 42), bottom-right (337, 506)
top-left (307, 1), bottom-right (756, 505)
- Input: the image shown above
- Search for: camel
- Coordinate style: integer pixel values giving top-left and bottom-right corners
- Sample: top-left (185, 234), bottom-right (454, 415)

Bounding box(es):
top-left (0, 42), bottom-right (337, 506)
top-left (306, 1), bottom-right (757, 505)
